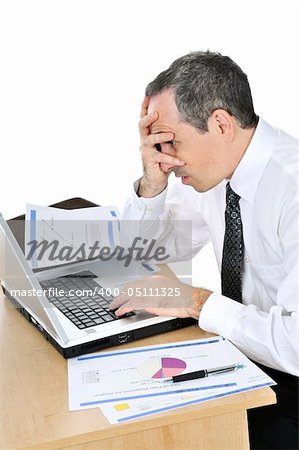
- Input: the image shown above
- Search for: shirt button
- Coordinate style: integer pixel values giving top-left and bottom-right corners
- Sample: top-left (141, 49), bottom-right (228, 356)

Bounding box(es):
top-left (137, 205), bottom-right (143, 210)
top-left (146, 207), bottom-right (153, 212)
top-left (245, 256), bottom-right (250, 263)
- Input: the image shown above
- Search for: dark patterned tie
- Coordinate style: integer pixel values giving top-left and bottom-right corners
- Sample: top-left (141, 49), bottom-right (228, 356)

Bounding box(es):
top-left (221, 182), bottom-right (244, 303)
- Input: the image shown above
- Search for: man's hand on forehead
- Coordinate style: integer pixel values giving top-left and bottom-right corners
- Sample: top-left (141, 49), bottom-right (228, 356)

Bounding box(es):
top-left (137, 96), bottom-right (184, 198)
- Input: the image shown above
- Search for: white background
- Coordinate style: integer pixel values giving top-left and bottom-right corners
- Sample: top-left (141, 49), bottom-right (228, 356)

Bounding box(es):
top-left (1, 0), bottom-right (298, 290)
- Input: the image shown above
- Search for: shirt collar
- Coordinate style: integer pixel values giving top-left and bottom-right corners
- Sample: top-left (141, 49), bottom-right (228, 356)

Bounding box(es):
top-left (230, 117), bottom-right (277, 204)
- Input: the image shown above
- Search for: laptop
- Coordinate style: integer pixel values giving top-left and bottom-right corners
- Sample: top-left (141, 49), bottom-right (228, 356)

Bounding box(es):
top-left (0, 199), bottom-right (195, 358)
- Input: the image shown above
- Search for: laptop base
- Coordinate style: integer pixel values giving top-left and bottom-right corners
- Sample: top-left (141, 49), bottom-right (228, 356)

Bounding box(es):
top-left (2, 285), bottom-right (196, 358)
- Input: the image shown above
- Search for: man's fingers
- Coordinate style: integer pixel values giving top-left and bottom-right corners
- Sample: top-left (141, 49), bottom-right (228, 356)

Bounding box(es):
top-left (113, 299), bottom-right (144, 316)
top-left (140, 96), bottom-right (150, 119)
top-left (109, 293), bottom-right (128, 311)
top-left (115, 306), bottom-right (190, 318)
top-left (140, 147), bottom-right (185, 168)
top-left (115, 306), bottom-right (134, 316)
top-left (143, 132), bottom-right (174, 148)
top-left (139, 112), bottom-right (158, 140)
top-left (139, 112), bottom-right (158, 131)
top-left (155, 153), bottom-right (185, 167)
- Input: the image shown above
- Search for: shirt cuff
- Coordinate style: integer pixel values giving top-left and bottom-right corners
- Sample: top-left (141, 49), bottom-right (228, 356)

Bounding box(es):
top-left (198, 292), bottom-right (246, 338)
top-left (131, 178), bottom-right (168, 219)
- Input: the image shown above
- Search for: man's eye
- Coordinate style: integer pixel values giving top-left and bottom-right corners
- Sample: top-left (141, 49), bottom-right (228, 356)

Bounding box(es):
top-left (166, 140), bottom-right (176, 148)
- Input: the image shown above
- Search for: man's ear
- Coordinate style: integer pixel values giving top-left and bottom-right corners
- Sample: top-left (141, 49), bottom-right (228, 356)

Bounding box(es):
top-left (209, 109), bottom-right (234, 142)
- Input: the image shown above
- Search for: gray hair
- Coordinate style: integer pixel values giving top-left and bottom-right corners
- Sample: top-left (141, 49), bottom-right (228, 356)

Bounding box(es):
top-left (145, 50), bottom-right (258, 132)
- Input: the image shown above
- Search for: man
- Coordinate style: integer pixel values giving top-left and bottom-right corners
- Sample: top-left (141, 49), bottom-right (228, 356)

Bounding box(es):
top-left (109, 51), bottom-right (298, 450)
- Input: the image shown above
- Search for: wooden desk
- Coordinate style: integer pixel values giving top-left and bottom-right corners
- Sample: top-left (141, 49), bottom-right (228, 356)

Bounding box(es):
top-left (0, 292), bottom-right (276, 450)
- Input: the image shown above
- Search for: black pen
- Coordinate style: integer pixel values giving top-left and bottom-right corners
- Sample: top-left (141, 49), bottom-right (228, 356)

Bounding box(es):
top-left (170, 363), bottom-right (245, 383)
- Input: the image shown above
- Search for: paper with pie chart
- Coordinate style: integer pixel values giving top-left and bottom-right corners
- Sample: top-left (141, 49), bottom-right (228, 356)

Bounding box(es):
top-left (68, 337), bottom-right (275, 416)
top-left (138, 357), bottom-right (187, 379)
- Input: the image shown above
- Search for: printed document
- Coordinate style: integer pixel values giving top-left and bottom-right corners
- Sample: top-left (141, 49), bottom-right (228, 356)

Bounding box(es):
top-left (25, 203), bottom-right (121, 269)
top-left (67, 337), bottom-right (275, 423)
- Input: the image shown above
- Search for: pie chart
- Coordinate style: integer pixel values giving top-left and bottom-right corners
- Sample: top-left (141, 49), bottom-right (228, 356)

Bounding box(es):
top-left (138, 357), bottom-right (187, 379)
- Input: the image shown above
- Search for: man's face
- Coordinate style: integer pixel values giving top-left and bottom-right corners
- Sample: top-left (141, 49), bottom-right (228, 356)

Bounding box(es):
top-left (147, 90), bottom-right (232, 192)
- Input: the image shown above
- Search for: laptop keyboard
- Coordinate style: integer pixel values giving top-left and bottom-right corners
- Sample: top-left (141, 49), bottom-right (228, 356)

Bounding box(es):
top-left (40, 270), bottom-right (134, 329)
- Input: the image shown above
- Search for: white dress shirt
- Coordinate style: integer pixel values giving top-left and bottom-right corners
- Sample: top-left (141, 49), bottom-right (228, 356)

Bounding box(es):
top-left (122, 118), bottom-right (299, 376)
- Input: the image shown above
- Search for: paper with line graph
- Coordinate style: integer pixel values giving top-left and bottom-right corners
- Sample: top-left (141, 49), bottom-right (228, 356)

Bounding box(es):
top-left (25, 203), bottom-right (120, 269)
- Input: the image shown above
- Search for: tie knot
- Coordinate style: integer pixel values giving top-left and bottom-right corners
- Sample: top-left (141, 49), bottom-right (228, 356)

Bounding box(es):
top-left (226, 182), bottom-right (240, 205)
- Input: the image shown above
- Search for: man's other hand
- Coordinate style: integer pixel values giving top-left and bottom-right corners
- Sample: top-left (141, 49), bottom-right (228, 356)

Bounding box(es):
top-left (109, 274), bottom-right (212, 320)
